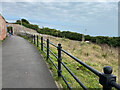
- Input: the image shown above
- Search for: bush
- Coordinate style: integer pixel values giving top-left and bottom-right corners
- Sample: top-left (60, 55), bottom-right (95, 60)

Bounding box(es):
top-left (37, 27), bottom-right (120, 47)
top-left (14, 19), bottom-right (120, 47)
top-left (15, 19), bottom-right (39, 31)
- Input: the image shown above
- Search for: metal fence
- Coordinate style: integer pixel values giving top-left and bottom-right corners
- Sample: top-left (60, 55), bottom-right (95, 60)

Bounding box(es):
top-left (25, 34), bottom-right (120, 90)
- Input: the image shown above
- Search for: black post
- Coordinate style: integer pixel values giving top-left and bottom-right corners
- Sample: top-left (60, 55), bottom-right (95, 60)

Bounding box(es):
top-left (57, 43), bottom-right (62, 77)
top-left (99, 66), bottom-right (116, 90)
top-left (41, 37), bottom-right (43, 51)
top-left (37, 35), bottom-right (39, 47)
top-left (47, 39), bottom-right (49, 60)
top-left (32, 35), bottom-right (33, 43)
top-left (34, 35), bottom-right (35, 44)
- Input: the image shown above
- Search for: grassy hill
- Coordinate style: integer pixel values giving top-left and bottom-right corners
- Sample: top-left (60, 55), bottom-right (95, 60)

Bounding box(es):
top-left (14, 18), bottom-right (120, 47)
top-left (36, 34), bottom-right (118, 88)
top-left (12, 18), bottom-right (119, 88)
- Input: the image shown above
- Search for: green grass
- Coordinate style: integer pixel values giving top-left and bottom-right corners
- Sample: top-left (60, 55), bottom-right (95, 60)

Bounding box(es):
top-left (21, 34), bottom-right (118, 89)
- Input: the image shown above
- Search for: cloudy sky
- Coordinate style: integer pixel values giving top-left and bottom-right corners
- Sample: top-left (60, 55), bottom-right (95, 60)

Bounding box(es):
top-left (0, 0), bottom-right (119, 37)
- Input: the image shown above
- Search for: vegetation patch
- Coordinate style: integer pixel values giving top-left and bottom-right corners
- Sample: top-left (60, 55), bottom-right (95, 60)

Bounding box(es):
top-left (20, 34), bottom-right (118, 89)
top-left (13, 19), bottom-right (120, 48)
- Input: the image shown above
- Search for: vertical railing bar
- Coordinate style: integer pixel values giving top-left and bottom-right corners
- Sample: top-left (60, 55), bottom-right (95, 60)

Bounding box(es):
top-left (57, 43), bottom-right (62, 77)
top-left (47, 38), bottom-right (49, 60)
top-left (37, 35), bottom-right (39, 47)
top-left (41, 37), bottom-right (43, 51)
top-left (34, 35), bottom-right (35, 44)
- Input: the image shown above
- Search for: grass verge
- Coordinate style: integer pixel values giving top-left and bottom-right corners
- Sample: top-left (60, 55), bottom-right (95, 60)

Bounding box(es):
top-left (20, 34), bottom-right (118, 89)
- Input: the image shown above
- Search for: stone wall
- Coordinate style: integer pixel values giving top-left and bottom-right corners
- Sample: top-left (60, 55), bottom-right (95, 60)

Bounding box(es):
top-left (0, 14), bottom-right (7, 40)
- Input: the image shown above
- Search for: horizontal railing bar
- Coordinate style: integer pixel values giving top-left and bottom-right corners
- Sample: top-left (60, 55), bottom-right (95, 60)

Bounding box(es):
top-left (49, 57), bottom-right (58, 70)
top-left (49, 42), bottom-right (58, 48)
top-left (49, 49), bottom-right (58, 59)
top-left (61, 62), bottom-right (87, 90)
top-left (43, 44), bottom-right (47, 49)
top-left (111, 81), bottom-right (120, 89)
top-left (43, 50), bottom-right (47, 55)
top-left (60, 72), bottom-right (72, 90)
top-left (61, 49), bottom-right (101, 77)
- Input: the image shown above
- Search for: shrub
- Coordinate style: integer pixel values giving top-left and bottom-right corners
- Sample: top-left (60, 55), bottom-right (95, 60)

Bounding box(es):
top-left (102, 53), bottom-right (108, 58)
top-left (15, 19), bottom-right (39, 30)
top-left (14, 19), bottom-right (120, 47)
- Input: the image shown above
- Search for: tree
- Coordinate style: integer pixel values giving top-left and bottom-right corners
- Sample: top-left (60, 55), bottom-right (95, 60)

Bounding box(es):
top-left (21, 19), bottom-right (30, 24)
top-left (16, 20), bottom-right (21, 24)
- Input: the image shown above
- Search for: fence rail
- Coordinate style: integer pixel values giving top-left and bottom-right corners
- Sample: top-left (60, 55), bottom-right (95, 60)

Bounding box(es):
top-left (24, 33), bottom-right (120, 90)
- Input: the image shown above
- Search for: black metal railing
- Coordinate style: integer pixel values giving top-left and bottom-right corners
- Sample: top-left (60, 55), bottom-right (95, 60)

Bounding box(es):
top-left (25, 34), bottom-right (120, 90)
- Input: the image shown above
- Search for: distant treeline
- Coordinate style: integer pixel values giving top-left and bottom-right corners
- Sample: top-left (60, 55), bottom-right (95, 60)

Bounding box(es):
top-left (37, 27), bottom-right (120, 47)
top-left (15, 19), bottom-right (39, 30)
top-left (15, 19), bottom-right (120, 47)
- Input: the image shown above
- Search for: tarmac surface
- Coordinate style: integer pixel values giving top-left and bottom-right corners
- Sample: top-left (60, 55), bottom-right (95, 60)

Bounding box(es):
top-left (2, 35), bottom-right (57, 88)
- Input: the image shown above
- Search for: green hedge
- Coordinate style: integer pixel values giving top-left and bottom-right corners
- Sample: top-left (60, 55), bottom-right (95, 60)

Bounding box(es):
top-left (14, 19), bottom-right (120, 47)
top-left (37, 27), bottom-right (120, 47)
top-left (15, 19), bottom-right (39, 30)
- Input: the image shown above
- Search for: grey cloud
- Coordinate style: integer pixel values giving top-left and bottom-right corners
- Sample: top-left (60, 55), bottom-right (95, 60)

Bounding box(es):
top-left (2, 2), bottom-right (117, 27)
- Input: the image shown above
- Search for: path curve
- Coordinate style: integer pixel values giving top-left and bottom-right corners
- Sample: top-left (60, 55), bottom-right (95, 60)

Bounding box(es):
top-left (2, 35), bottom-right (57, 88)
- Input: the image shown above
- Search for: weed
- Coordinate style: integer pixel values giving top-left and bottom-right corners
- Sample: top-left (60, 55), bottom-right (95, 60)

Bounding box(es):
top-left (102, 53), bottom-right (108, 58)
top-left (64, 61), bottom-right (68, 65)
top-left (93, 45), bottom-right (97, 49)
top-left (95, 54), bottom-right (101, 58)
top-left (85, 52), bottom-right (89, 56)
top-left (73, 47), bottom-right (76, 51)
top-left (49, 66), bottom-right (53, 70)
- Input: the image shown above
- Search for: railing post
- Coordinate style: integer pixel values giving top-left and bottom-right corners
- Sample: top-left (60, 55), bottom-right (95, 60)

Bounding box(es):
top-left (37, 35), bottom-right (39, 47)
top-left (41, 37), bottom-right (43, 51)
top-left (32, 35), bottom-right (33, 43)
top-left (99, 66), bottom-right (116, 90)
top-left (57, 43), bottom-right (62, 77)
top-left (34, 35), bottom-right (35, 44)
top-left (47, 39), bottom-right (49, 60)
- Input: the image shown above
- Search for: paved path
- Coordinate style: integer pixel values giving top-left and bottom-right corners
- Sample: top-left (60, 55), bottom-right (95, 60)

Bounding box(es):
top-left (2, 35), bottom-right (57, 88)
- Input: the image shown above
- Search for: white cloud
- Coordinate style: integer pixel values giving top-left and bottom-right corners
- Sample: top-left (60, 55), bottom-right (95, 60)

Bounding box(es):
top-left (1, 2), bottom-right (117, 36)
top-left (2, 2), bottom-right (117, 24)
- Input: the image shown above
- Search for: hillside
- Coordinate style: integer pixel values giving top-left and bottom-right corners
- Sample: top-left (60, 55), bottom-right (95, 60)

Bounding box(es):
top-left (38, 34), bottom-right (118, 88)
top-left (7, 23), bottom-right (38, 35)
top-left (6, 19), bottom-right (119, 88)
top-left (14, 18), bottom-right (120, 47)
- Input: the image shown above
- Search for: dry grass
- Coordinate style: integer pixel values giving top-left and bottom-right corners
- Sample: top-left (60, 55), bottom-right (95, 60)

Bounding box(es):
top-left (38, 34), bottom-right (119, 88)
